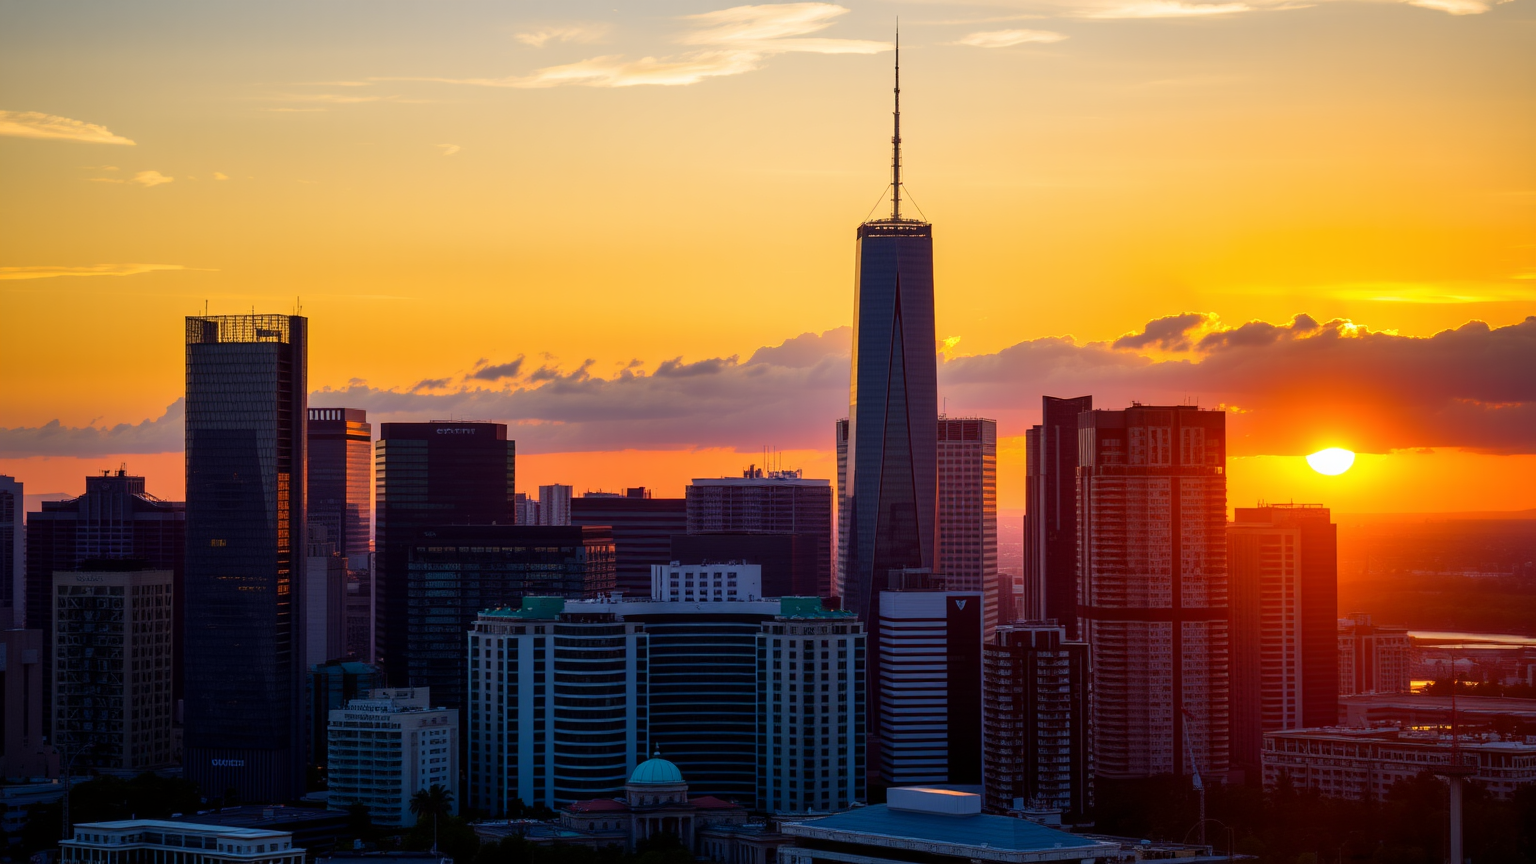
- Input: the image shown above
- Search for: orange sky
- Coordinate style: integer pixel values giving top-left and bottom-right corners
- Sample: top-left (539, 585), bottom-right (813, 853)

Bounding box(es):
top-left (2, 0), bottom-right (1533, 511)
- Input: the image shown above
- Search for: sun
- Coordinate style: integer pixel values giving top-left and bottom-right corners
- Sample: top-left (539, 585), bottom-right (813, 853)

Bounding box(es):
top-left (1306, 447), bottom-right (1356, 476)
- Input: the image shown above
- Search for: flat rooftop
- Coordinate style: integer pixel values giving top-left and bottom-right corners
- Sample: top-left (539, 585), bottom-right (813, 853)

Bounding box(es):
top-left (784, 805), bottom-right (1113, 859)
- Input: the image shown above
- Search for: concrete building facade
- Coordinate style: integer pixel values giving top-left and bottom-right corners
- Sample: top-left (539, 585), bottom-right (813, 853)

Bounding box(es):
top-left (326, 687), bottom-right (458, 827)
top-left (936, 418), bottom-right (999, 637)
top-left (982, 623), bottom-right (1091, 818)
top-left (1338, 613), bottom-right (1411, 696)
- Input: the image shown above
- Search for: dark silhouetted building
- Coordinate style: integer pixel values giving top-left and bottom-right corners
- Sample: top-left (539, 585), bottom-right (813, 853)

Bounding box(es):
top-left (835, 419), bottom-right (850, 599)
top-left (375, 421), bottom-right (515, 683)
top-left (183, 313), bottom-right (308, 802)
top-left (0, 628), bottom-right (52, 778)
top-left (404, 524), bottom-right (615, 710)
top-left (0, 477), bottom-right (20, 629)
top-left (52, 562), bottom-right (174, 771)
top-left (937, 418), bottom-right (998, 636)
top-left (670, 534), bottom-right (819, 598)
top-left (1023, 396), bottom-right (1092, 637)
top-left (25, 469), bottom-right (185, 738)
top-left (304, 526), bottom-right (347, 667)
top-left (686, 470), bottom-right (833, 599)
top-left (1077, 404), bottom-right (1228, 781)
top-left (571, 493), bottom-right (685, 597)
top-left (874, 577), bottom-right (983, 792)
top-left (307, 408), bottom-right (372, 661)
top-left (983, 622), bottom-right (1091, 818)
top-left (308, 659), bottom-right (378, 770)
top-left (1228, 504), bottom-right (1339, 780)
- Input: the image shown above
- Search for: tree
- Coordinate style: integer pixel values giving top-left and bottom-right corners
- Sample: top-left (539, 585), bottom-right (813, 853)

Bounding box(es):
top-left (410, 784), bottom-right (456, 831)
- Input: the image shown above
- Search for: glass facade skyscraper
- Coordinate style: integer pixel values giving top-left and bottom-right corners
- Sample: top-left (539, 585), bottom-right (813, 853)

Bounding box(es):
top-left (183, 313), bottom-right (308, 803)
top-left (375, 421), bottom-right (515, 683)
top-left (306, 408), bottom-right (371, 564)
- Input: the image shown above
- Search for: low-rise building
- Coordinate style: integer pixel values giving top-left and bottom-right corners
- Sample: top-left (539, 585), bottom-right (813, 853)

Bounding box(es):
top-left (1338, 614), bottom-right (1411, 696)
top-left (60, 820), bottom-right (304, 864)
top-left (778, 787), bottom-right (1116, 864)
top-left (326, 687), bottom-right (458, 827)
top-left (1262, 726), bottom-right (1536, 800)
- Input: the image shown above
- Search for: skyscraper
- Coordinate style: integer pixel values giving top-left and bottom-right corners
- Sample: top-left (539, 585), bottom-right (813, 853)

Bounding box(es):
top-left (1228, 504), bottom-right (1339, 778)
top-left (1023, 396), bottom-right (1092, 636)
top-left (835, 418), bottom-right (850, 599)
top-left (842, 44), bottom-right (938, 626)
top-left (183, 313), bottom-right (308, 802)
top-left (686, 469), bottom-right (833, 597)
top-left (307, 408), bottom-right (373, 660)
top-left (24, 469), bottom-right (185, 731)
top-left (1076, 404), bottom-right (1229, 781)
top-left (571, 493), bottom-right (686, 597)
top-left (375, 421), bottom-right (515, 682)
top-left (538, 484), bottom-right (573, 526)
top-left (983, 623), bottom-right (1091, 818)
top-left (0, 476), bottom-right (21, 629)
top-left (937, 417), bottom-right (998, 636)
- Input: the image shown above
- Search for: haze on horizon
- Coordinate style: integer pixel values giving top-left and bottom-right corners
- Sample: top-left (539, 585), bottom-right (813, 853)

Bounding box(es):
top-left (1, 0), bottom-right (1532, 512)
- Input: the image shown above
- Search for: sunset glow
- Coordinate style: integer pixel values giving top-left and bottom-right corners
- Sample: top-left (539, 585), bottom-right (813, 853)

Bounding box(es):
top-left (1306, 448), bottom-right (1357, 476)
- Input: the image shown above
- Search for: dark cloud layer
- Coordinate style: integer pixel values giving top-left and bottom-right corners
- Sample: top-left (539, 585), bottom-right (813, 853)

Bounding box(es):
top-left (4, 315), bottom-right (1531, 459)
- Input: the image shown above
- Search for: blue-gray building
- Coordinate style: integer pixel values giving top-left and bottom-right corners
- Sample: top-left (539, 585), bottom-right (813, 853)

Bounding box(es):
top-left (183, 313), bottom-right (308, 803)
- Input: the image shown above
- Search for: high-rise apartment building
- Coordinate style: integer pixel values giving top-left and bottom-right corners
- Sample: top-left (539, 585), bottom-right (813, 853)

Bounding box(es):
top-left (571, 493), bottom-right (686, 597)
top-left (842, 64), bottom-right (938, 628)
top-left (25, 470), bottom-right (185, 730)
top-left (514, 492), bottom-right (540, 527)
top-left (52, 563), bottom-right (174, 771)
top-left (537, 484), bottom-right (573, 526)
top-left (874, 583), bottom-right (983, 790)
top-left (686, 470), bottom-right (834, 598)
top-left (0, 476), bottom-right (21, 629)
top-left (982, 623), bottom-right (1091, 818)
top-left (1023, 396), bottom-right (1092, 635)
top-left (402, 525), bottom-right (615, 710)
top-left (307, 408), bottom-right (372, 662)
top-left (0, 628), bottom-right (52, 778)
top-left (1076, 404), bottom-right (1229, 780)
top-left (1338, 613), bottom-right (1411, 695)
top-left (467, 595), bottom-right (863, 814)
top-left (937, 418), bottom-right (999, 636)
top-left (835, 419), bottom-right (850, 600)
top-left (375, 421), bottom-right (515, 683)
top-left (1228, 504), bottom-right (1339, 777)
top-left (183, 313), bottom-right (307, 802)
top-left (468, 599), bottom-right (649, 814)
top-left (326, 687), bottom-right (458, 827)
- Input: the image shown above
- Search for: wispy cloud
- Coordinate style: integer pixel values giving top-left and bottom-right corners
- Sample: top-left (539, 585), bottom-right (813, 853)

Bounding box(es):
top-left (0, 110), bottom-right (135, 145)
top-left (951, 29), bottom-right (1068, 47)
top-left (0, 263), bottom-right (192, 281)
top-left (1407, 0), bottom-right (1495, 13)
top-left (132, 170), bottom-right (174, 187)
top-left (388, 3), bottom-right (888, 89)
top-left (213, 172), bottom-right (229, 180)
top-left (1083, 1), bottom-right (1252, 18)
top-left (437, 143), bottom-right (461, 156)
top-left (516, 25), bottom-right (609, 47)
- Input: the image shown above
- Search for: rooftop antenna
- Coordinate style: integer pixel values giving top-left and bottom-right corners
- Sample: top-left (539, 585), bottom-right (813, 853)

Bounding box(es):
top-left (890, 21), bottom-right (902, 221)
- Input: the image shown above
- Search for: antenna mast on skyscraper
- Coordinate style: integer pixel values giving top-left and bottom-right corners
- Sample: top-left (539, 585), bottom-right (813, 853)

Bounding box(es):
top-left (891, 22), bottom-right (902, 221)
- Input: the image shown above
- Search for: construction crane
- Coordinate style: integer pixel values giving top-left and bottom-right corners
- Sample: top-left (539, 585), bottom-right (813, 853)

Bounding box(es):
top-left (1182, 707), bottom-right (1206, 848)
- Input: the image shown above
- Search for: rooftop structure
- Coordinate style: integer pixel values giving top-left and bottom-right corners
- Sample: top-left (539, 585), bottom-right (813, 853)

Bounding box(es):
top-left (779, 787), bottom-right (1117, 864)
top-left (61, 820), bottom-right (304, 864)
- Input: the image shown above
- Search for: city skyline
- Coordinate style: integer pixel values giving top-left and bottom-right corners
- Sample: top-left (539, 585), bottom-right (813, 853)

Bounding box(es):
top-left (2, 1), bottom-right (1532, 517)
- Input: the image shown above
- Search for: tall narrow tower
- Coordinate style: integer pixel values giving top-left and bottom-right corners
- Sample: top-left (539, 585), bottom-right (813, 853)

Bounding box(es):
top-left (842, 32), bottom-right (938, 625)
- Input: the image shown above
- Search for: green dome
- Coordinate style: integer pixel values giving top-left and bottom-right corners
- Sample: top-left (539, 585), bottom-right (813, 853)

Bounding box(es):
top-left (629, 757), bottom-right (684, 786)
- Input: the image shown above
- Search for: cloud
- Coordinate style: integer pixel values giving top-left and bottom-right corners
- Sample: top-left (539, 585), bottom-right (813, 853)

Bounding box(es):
top-left (470, 357), bottom-right (525, 381)
top-left (0, 111), bottom-right (136, 145)
top-left (132, 170), bottom-right (173, 187)
top-left (388, 3), bottom-right (888, 89)
top-left (213, 172), bottom-right (229, 180)
top-left (951, 29), bottom-right (1069, 47)
top-left (516, 25), bottom-right (609, 47)
top-left (0, 263), bottom-right (192, 281)
top-left (1407, 0), bottom-right (1494, 12)
top-left (437, 144), bottom-right (461, 156)
top-left (9, 315), bottom-right (1531, 461)
top-left (0, 400), bottom-right (183, 458)
top-left (1083, 1), bottom-right (1252, 17)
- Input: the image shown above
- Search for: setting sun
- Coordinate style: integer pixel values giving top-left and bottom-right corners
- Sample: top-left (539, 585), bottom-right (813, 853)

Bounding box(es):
top-left (1306, 447), bottom-right (1357, 476)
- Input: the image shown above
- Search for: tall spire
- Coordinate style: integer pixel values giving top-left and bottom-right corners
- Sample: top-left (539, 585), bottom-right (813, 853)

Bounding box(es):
top-left (891, 23), bottom-right (902, 221)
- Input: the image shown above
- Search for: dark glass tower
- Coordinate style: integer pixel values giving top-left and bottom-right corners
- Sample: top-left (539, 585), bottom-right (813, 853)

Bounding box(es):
top-left (183, 313), bottom-right (307, 803)
top-left (843, 45), bottom-right (938, 625)
top-left (306, 408), bottom-right (372, 564)
top-left (375, 421), bottom-right (514, 683)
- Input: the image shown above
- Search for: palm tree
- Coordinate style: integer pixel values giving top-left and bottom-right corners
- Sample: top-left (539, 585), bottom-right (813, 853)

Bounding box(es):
top-left (409, 784), bottom-right (455, 847)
